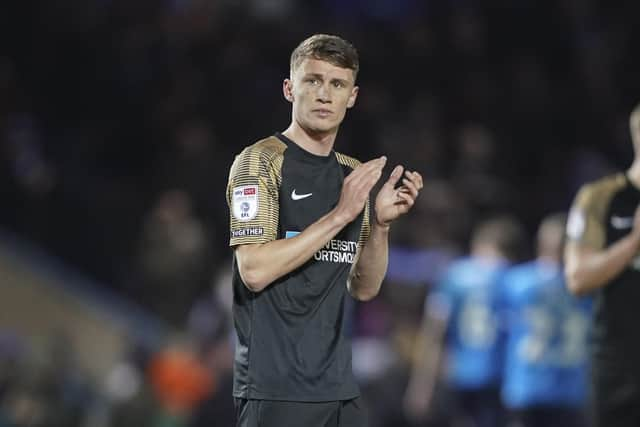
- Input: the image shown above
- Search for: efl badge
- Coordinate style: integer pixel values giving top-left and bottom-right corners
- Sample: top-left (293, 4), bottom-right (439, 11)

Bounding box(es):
top-left (233, 185), bottom-right (259, 222)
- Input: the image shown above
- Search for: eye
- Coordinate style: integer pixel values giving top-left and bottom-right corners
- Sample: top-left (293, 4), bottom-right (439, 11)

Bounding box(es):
top-left (333, 81), bottom-right (345, 88)
top-left (306, 78), bottom-right (319, 85)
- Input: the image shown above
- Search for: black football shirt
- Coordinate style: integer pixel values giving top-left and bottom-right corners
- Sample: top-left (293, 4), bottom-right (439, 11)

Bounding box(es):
top-left (567, 173), bottom-right (640, 373)
top-left (226, 133), bottom-right (370, 401)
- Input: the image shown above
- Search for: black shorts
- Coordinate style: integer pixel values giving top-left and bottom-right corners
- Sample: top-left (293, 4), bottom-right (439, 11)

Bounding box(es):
top-left (509, 406), bottom-right (586, 427)
top-left (234, 397), bottom-right (367, 427)
top-left (452, 387), bottom-right (504, 427)
top-left (592, 366), bottom-right (640, 427)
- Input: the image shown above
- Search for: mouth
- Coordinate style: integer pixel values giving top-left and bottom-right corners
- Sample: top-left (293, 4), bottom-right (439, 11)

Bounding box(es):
top-left (312, 109), bottom-right (333, 117)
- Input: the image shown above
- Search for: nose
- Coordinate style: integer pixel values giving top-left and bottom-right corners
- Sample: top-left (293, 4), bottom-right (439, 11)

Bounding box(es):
top-left (316, 82), bottom-right (332, 103)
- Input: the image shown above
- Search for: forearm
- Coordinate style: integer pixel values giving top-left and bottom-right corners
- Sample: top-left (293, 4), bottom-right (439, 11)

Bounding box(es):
top-left (348, 222), bottom-right (389, 301)
top-left (565, 231), bottom-right (640, 295)
top-left (235, 210), bottom-right (350, 292)
top-left (406, 316), bottom-right (445, 403)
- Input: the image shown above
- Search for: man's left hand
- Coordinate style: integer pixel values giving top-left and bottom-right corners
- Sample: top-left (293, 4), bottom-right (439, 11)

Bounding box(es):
top-left (375, 165), bottom-right (423, 227)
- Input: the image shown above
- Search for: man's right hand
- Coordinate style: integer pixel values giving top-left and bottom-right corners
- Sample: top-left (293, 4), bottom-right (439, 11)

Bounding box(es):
top-left (333, 156), bottom-right (387, 224)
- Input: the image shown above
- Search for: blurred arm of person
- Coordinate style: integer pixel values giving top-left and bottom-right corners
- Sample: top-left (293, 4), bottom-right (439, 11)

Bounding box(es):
top-left (565, 197), bottom-right (640, 296)
top-left (566, 106), bottom-right (640, 296)
top-left (236, 159), bottom-right (422, 298)
top-left (403, 293), bottom-right (450, 421)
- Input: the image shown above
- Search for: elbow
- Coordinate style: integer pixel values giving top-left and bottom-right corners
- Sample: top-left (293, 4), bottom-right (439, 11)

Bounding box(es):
top-left (350, 289), bottom-right (379, 302)
top-left (348, 279), bottom-right (381, 302)
top-left (238, 265), bottom-right (270, 292)
top-left (235, 245), bottom-right (272, 292)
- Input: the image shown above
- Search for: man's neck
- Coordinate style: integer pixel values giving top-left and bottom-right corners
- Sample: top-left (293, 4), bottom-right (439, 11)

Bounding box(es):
top-left (282, 123), bottom-right (337, 156)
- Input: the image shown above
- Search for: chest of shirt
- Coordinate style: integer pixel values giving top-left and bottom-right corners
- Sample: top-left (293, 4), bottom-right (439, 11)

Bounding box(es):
top-left (275, 153), bottom-right (362, 286)
top-left (605, 187), bottom-right (640, 244)
top-left (278, 156), bottom-right (344, 231)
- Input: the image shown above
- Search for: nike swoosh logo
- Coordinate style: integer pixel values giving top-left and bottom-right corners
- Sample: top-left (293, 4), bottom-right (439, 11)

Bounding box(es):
top-left (611, 215), bottom-right (634, 229)
top-left (291, 189), bottom-right (312, 200)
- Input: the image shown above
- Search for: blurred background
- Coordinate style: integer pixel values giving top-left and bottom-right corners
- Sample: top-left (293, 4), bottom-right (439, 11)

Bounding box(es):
top-left (1, 0), bottom-right (639, 426)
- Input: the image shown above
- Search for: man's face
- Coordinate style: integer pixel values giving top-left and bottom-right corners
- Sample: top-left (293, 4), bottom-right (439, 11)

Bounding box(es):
top-left (284, 58), bottom-right (358, 135)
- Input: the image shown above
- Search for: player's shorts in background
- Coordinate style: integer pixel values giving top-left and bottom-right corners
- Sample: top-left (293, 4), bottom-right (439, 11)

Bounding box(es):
top-left (508, 406), bottom-right (586, 427)
top-left (234, 397), bottom-right (368, 427)
top-left (591, 365), bottom-right (640, 427)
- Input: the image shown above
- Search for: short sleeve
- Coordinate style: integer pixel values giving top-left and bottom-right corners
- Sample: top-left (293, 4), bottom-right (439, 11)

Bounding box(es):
top-left (358, 198), bottom-right (371, 248)
top-left (566, 184), bottom-right (606, 250)
top-left (226, 144), bottom-right (282, 246)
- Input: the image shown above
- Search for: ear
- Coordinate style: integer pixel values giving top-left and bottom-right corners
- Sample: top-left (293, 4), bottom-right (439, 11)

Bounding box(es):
top-left (347, 85), bottom-right (359, 109)
top-left (283, 78), bottom-right (294, 103)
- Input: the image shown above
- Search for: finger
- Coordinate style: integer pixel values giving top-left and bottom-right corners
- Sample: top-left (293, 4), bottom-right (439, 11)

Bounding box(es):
top-left (396, 191), bottom-right (415, 209)
top-left (401, 178), bottom-right (419, 198)
top-left (364, 156), bottom-right (387, 170)
top-left (369, 156), bottom-right (387, 176)
top-left (361, 157), bottom-right (386, 179)
top-left (404, 170), bottom-right (423, 189)
top-left (413, 171), bottom-right (424, 189)
top-left (365, 167), bottom-right (383, 191)
top-left (405, 170), bottom-right (424, 190)
top-left (347, 168), bottom-right (382, 204)
top-left (348, 156), bottom-right (386, 181)
top-left (384, 165), bottom-right (404, 188)
top-left (370, 156), bottom-right (387, 175)
top-left (355, 161), bottom-right (384, 190)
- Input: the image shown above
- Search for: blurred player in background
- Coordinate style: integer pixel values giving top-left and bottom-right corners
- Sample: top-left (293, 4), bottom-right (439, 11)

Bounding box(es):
top-left (501, 213), bottom-right (590, 427)
top-left (226, 34), bottom-right (423, 427)
top-left (404, 217), bottom-right (526, 427)
top-left (565, 102), bottom-right (640, 427)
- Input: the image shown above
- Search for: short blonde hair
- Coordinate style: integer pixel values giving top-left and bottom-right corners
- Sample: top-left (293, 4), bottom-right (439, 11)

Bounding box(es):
top-left (290, 34), bottom-right (359, 80)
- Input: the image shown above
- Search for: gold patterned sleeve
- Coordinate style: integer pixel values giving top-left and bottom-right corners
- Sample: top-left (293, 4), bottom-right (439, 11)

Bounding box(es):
top-left (566, 174), bottom-right (625, 250)
top-left (359, 198), bottom-right (371, 249)
top-left (226, 144), bottom-right (282, 247)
